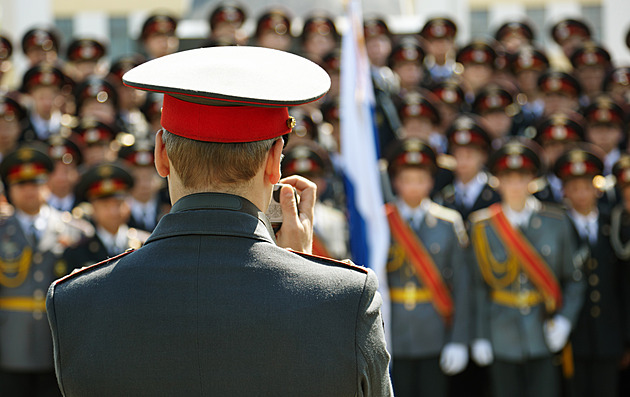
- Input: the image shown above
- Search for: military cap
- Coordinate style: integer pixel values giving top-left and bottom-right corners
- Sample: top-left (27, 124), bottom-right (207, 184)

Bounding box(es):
top-left (321, 96), bottom-right (340, 123)
top-left (488, 138), bottom-right (542, 175)
top-left (582, 95), bottom-right (625, 126)
top-left (551, 18), bottom-right (591, 45)
top-left (108, 54), bottom-right (147, 82)
top-left (570, 42), bottom-right (611, 69)
top-left (301, 12), bottom-right (339, 42)
top-left (429, 79), bottom-right (466, 108)
top-left (420, 17), bottom-right (457, 40)
top-left (255, 8), bottom-right (291, 38)
top-left (118, 140), bottom-right (154, 167)
top-left (603, 67), bottom-right (630, 91)
top-left (21, 27), bottom-right (59, 54)
top-left (48, 134), bottom-right (83, 166)
top-left (386, 138), bottom-right (437, 175)
top-left (74, 77), bottom-right (118, 110)
top-left (75, 120), bottom-right (116, 146)
top-left (364, 17), bottom-right (390, 39)
top-left (495, 21), bottom-right (535, 42)
top-left (388, 36), bottom-right (425, 68)
top-left (0, 95), bottom-right (26, 122)
top-left (140, 14), bottom-right (177, 40)
top-left (76, 162), bottom-right (134, 203)
top-left (0, 34), bottom-right (12, 60)
top-left (536, 113), bottom-right (585, 144)
top-left (322, 49), bottom-right (341, 73)
top-left (446, 114), bottom-right (491, 151)
top-left (472, 85), bottom-right (518, 116)
top-left (553, 144), bottom-right (603, 181)
top-left (398, 91), bottom-right (441, 125)
top-left (456, 40), bottom-right (497, 67)
top-left (508, 46), bottom-right (549, 74)
top-left (209, 2), bottom-right (247, 30)
top-left (123, 46), bottom-right (330, 143)
top-left (0, 144), bottom-right (53, 187)
top-left (538, 71), bottom-right (581, 97)
top-left (612, 154), bottom-right (630, 188)
top-left (66, 38), bottom-right (106, 62)
top-left (282, 142), bottom-right (331, 177)
top-left (21, 64), bottom-right (65, 92)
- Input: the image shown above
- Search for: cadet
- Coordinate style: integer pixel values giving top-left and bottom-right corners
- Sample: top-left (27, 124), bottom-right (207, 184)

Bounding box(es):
top-left (21, 27), bottom-right (61, 68)
top-left (364, 17), bottom-right (392, 68)
top-left (139, 14), bottom-right (178, 60)
top-left (455, 40), bottom-right (498, 98)
top-left (0, 34), bottom-right (13, 90)
top-left (253, 8), bottom-right (292, 52)
top-left (63, 162), bottom-right (148, 271)
top-left (555, 145), bottom-right (629, 397)
top-left (419, 17), bottom-right (458, 84)
top-left (0, 95), bottom-right (27, 159)
top-left (538, 71), bottom-right (582, 116)
top-left (397, 90), bottom-right (444, 152)
top-left (429, 78), bottom-right (468, 134)
top-left (494, 20), bottom-right (535, 55)
top-left (46, 135), bottom-right (82, 213)
top-left (20, 64), bottom-right (65, 142)
top-left (549, 18), bottom-right (592, 72)
top-left (74, 120), bottom-right (117, 167)
top-left (570, 42), bottom-right (612, 102)
top-left (74, 76), bottom-right (120, 129)
top-left (46, 46), bottom-right (392, 396)
top-left (469, 138), bottom-right (586, 397)
top-left (207, 2), bottom-right (247, 46)
top-left (582, 95), bottom-right (625, 175)
top-left (64, 38), bottom-right (107, 83)
top-left (118, 141), bottom-right (166, 232)
top-left (472, 84), bottom-right (522, 143)
top-left (388, 36), bottom-right (426, 95)
top-left (435, 114), bottom-right (499, 221)
top-left (385, 138), bottom-right (471, 397)
top-left (108, 55), bottom-right (150, 139)
top-left (0, 144), bottom-right (89, 397)
top-left (507, 46), bottom-right (550, 125)
top-left (603, 67), bottom-right (630, 109)
top-left (300, 12), bottom-right (339, 64)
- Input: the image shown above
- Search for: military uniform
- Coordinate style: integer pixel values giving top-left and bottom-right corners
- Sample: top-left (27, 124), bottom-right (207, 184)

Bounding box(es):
top-left (0, 145), bottom-right (90, 397)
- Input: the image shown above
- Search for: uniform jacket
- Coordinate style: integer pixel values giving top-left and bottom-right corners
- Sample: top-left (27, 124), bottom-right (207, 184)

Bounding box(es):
top-left (0, 205), bottom-right (89, 371)
top-left (470, 199), bottom-right (586, 362)
top-left (435, 178), bottom-right (501, 222)
top-left (47, 192), bottom-right (393, 397)
top-left (387, 199), bottom-right (471, 358)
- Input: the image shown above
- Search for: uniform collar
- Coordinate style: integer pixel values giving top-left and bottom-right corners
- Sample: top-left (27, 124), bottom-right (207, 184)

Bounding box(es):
top-left (502, 196), bottom-right (540, 228)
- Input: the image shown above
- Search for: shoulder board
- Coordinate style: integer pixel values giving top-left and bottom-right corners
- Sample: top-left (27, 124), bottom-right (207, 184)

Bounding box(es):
top-left (538, 202), bottom-right (566, 219)
top-left (52, 249), bottom-right (135, 287)
top-left (440, 184), bottom-right (455, 200)
top-left (429, 203), bottom-right (469, 247)
top-left (62, 214), bottom-right (95, 236)
top-left (437, 154), bottom-right (456, 171)
top-left (529, 176), bottom-right (548, 194)
top-left (0, 203), bottom-right (14, 224)
top-left (469, 207), bottom-right (494, 224)
top-left (289, 250), bottom-right (368, 274)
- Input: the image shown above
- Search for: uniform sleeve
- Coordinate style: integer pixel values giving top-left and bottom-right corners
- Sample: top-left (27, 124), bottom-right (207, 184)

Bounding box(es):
top-left (355, 269), bottom-right (394, 397)
top-left (558, 215), bottom-right (587, 325)
top-left (46, 282), bottom-right (66, 396)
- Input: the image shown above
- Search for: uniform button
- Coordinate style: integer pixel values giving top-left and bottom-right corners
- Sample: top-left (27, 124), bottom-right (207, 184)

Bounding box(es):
top-left (588, 260), bottom-right (598, 270)
top-left (33, 270), bottom-right (44, 282)
top-left (430, 243), bottom-right (441, 254)
top-left (531, 217), bottom-right (542, 229)
top-left (573, 270), bottom-right (583, 281)
top-left (541, 245), bottom-right (551, 256)
top-left (588, 274), bottom-right (599, 286)
top-left (89, 241), bottom-right (100, 253)
top-left (32, 253), bottom-right (43, 264)
top-left (33, 289), bottom-right (44, 300)
top-left (520, 306), bottom-right (531, 315)
top-left (591, 306), bottom-right (601, 318)
top-left (426, 216), bottom-right (437, 228)
top-left (590, 290), bottom-right (601, 303)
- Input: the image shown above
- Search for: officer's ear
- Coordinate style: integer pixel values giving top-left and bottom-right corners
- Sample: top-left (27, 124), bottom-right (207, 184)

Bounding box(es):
top-left (154, 129), bottom-right (170, 178)
top-left (264, 138), bottom-right (283, 185)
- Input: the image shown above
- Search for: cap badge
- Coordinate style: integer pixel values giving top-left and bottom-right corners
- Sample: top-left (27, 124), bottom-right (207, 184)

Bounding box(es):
top-left (507, 154), bottom-right (523, 169)
top-left (570, 161), bottom-right (586, 175)
top-left (472, 49), bottom-right (487, 63)
top-left (405, 151), bottom-right (423, 164)
top-left (287, 116), bottom-right (296, 129)
top-left (99, 166), bottom-right (113, 178)
top-left (551, 126), bottom-right (568, 140)
top-left (454, 130), bottom-right (471, 145)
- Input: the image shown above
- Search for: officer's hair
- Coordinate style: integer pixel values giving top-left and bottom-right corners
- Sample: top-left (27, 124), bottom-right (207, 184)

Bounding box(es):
top-left (162, 129), bottom-right (278, 189)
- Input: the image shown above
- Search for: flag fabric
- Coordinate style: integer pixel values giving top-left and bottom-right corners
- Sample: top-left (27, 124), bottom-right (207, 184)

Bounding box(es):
top-left (340, 0), bottom-right (391, 342)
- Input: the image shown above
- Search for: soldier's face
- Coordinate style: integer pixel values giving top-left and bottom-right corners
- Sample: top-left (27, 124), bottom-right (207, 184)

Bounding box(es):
top-left (497, 171), bottom-right (534, 203)
top-left (393, 167), bottom-right (434, 208)
top-left (9, 182), bottom-right (45, 215)
top-left (92, 196), bottom-right (130, 235)
top-left (453, 146), bottom-right (487, 181)
top-left (586, 124), bottom-right (622, 154)
top-left (563, 177), bottom-right (598, 214)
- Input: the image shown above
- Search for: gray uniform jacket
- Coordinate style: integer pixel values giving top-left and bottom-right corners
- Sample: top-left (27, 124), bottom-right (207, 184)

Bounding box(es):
top-left (470, 200), bottom-right (586, 362)
top-left (387, 200), bottom-right (471, 358)
top-left (47, 193), bottom-right (393, 397)
top-left (0, 205), bottom-right (89, 371)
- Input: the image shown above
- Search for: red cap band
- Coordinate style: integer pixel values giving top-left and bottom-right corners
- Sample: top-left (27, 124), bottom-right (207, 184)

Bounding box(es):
top-left (161, 94), bottom-right (292, 143)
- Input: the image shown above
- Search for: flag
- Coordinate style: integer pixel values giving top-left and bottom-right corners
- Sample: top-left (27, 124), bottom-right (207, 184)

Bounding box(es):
top-left (340, 0), bottom-right (391, 342)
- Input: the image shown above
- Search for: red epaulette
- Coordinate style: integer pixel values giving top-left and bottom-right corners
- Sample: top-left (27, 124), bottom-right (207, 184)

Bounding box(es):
top-left (289, 249), bottom-right (368, 274)
top-left (52, 249), bottom-right (135, 286)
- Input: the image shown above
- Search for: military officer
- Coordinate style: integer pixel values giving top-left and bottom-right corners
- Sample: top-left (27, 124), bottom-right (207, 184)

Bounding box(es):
top-left (46, 134), bottom-right (82, 213)
top-left (63, 162), bottom-right (148, 271)
top-left (388, 36), bottom-right (426, 95)
top-left (364, 16), bottom-right (392, 68)
top-left (385, 138), bottom-right (471, 397)
top-left (469, 138), bottom-right (586, 397)
top-left (549, 18), bottom-right (592, 72)
top-left (435, 114), bottom-right (500, 221)
top-left (207, 2), bottom-right (247, 46)
top-left (582, 95), bottom-right (625, 175)
top-left (455, 40), bottom-right (498, 98)
top-left (555, 145), bottom-right (629, 397)
top-left (300, 12), bottom-right (339, 64)
top-left (139, 14), bottom-right (178, 60)
top-left (64, 38), bottom-right (107, 83)
top-left (419, 17), bottom-right (458, 84)
top-left (494, 20), bottom-right (535, 55)
top-left (538, 70), bottom-right (582, 117)
top-left (46, 46), bottom-right (392, 396)
top-left (20, 64), bottom-right (66, 142)
top-left (0, 144), bottom-right (89, 397)
top-left (570, 42), bottom-right (611, 102)
top-left (507, 46), bottom-right (549, 126)
top-left (21, 27), bottom-right (61, 68)
top-left (253, 8), bottom-right (292, 52)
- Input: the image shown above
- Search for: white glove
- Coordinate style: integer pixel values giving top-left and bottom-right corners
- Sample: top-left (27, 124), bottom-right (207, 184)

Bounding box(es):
top-left (544, 314), bottom-right (571, 353)
top-left (471, 339), bottom-right (493, 366)
top-left (439, 343), bottom-right (469, 375)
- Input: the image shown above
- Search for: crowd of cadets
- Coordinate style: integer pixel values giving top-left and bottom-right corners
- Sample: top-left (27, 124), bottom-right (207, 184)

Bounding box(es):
top-left (0, 1), bottom-right (629, 396)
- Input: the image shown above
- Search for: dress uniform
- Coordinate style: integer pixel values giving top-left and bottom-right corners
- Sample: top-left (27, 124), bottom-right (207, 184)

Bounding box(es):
top-left (507, 46), bottom-right (549, 126)
top-left (455, 40), bottom-right (498, 98)
top-left (469, 139), bottom-right (586, 397)
top-left (0, 145), bottom-right (90, 397)
top-left (108, 54), bottom-right (150, 140)
top-left (435, 114), bottom-right (500, 222)
top-left (64, 38), bottom-right (107, 83)
top-left (471, 84), bottom-right (523, 142)
top-left (570, 42), bottom-right (612, 103)
top-left (0, 95), bottom-right (28, 159)
top-left (300, 12), bottom-right (339, 64)
top-left (73, 119), bottom-right (116, 167)
top-left (419, 17), bottom-right (458, 84)
top-left (388, 36), bottom-right (425, 95)
top-left (63, 162), bottom-right (148, 271)
top-left (46, 46), bottom-right (392, 396)
top-left (549, 19), bottom-right (592, 72)
top-left (364, 17), bottom-right (392, 68)
top-left (494, 21), bottom-right (535, 55)
top-left (583, 95), bottom-right (625, 176)
top-left (21, 27), bottom-right (61, 68)
top-left (46, 135), bottom-right (82, 213)
top-left (385, 138), bottom-right (471, 397)
top-left (554, 146), bottom-right (629, 397)
top-left (20, 65), bottom-right (66, 142)
top-left (538, 70), bottom-right (582, 116)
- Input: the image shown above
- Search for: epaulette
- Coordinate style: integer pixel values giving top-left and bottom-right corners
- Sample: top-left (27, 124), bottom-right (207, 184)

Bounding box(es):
top-left (529, 176), bottom-right (548, 194)
top-left (429, 203), bottom-right (469, 247)
top-left (538, 201), bottom-right (566, 220)
top-left (0, 203), bottom-right (13, 225)
top-left (437, 154), bottom-right (456, 171)
top-left (52, 249), bottom-right (135, 286)
top-left (440, 184), bottom-right (455, 200)
top-left (289, 250), bottom-right (368, 274)
top-left (468, 207), bottom-right (494, 224)
top-left (60, 212), bottom-right (95, 237)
